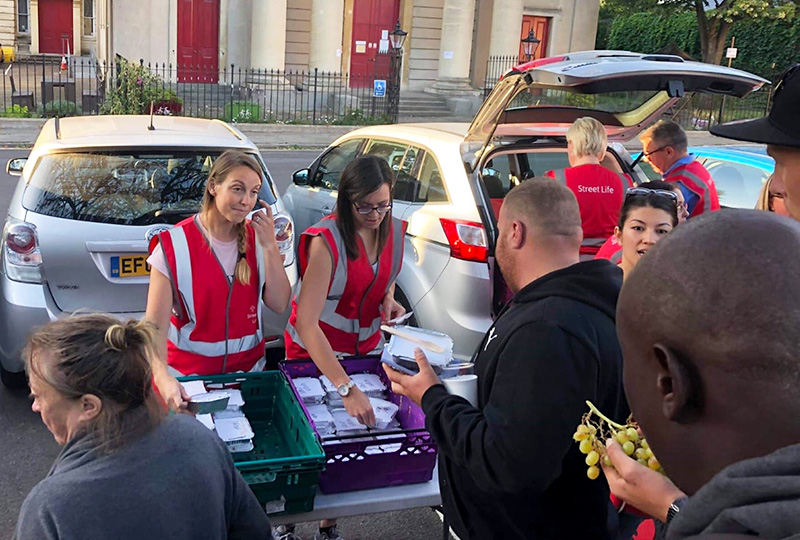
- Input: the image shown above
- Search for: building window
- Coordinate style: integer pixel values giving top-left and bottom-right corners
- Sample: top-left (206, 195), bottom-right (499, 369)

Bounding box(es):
top-left (83, 0), bottom-right (95, 36)
top-left (17, 0), bottom-right (29, 34)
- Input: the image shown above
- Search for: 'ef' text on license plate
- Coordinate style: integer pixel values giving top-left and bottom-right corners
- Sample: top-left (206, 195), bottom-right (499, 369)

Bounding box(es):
top-left (110, 255), bottom-right (150, 278)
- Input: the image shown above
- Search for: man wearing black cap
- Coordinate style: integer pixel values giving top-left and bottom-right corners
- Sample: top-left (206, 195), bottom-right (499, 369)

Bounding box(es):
top-left (711, 64), bottom-right (800, 220)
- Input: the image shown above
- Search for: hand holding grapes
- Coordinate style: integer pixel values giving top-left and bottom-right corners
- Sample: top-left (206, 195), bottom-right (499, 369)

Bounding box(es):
top-left (602, 439), bottom-right (686, 522)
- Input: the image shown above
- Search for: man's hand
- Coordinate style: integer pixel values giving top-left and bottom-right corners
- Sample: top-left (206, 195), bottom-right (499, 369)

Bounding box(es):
top-left (602, 439), bottom-right (686, 522)
top-left (382, 347), bottom-right (441, 406)
top-left (154, 371), bottom-right (191, 413)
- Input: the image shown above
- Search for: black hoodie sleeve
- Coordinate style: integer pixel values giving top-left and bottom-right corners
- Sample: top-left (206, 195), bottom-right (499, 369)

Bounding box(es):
top-left (421, 321), bottom-right (599, 497)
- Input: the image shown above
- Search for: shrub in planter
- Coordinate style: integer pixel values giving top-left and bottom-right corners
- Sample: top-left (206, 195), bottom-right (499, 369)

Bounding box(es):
top-left (143, 88), bottom-right (184, 115)
top-left (221, 101), bottom-right (262, 123)
top-left (38, 100), bottom-right (80, 118)
top-left (1, 104), bottom-right (32, 118)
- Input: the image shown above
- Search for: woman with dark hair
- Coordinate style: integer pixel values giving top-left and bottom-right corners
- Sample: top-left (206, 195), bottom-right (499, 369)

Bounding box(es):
top-left (595, 181), bottom-right (686, 265)
top-left (15, 314), bottom-right (270, 540)
top-left (281, 155), bottom-right (405, 540)
top-left (145, 150), bottom-right (292, 412)
top-left (615, 187), bottom-right (680, 279)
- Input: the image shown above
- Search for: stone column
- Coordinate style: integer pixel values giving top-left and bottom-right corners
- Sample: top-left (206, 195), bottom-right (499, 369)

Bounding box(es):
top-left (427, 0), bottom-right (479, 95)
top-left (309, 0), bottom-right (344, 73)
top-left (226, 0), bottom-right (252, 71)
top-left (250, 0), bottom-right (287, 71)
top-left (30, 0), bottom-right (40, 55)
top-left (488, 0), bottom-right (523, 58)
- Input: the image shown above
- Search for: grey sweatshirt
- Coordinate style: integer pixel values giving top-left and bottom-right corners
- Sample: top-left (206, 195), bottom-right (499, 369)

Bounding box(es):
top-left (14, 413), bottom-right (270, 540)
top-left (667, 443), bottom-right (800, 539)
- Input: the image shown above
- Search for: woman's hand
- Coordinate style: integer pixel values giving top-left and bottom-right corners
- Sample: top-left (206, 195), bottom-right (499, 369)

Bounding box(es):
top-left (153, 370), bottom-right (190, 413)
top-left (382, 292), bottom-right (406, 323)
top-left (250, 201), bottom-right (278, 250)
top-left (342, 386), bottom-right (376, 427)
top-left (602, 439), bottom-right (686, 522)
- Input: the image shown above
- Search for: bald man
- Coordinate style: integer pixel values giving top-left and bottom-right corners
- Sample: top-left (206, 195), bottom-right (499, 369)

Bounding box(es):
top-left (385, 179), bottom-right (628, 539)
top-left (611, 210), bottom-right (800, 539)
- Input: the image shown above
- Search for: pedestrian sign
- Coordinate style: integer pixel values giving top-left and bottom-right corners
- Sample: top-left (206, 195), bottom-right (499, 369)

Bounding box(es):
top-left (374, 80), bottom-right (386, 98)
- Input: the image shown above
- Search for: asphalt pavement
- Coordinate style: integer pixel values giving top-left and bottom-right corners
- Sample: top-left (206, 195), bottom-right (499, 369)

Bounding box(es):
top-left (0, 148), bottom-right (446, 540)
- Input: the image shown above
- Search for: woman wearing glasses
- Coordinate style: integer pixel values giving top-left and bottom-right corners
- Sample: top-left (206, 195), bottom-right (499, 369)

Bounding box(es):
top-left (281, 155), bottom-right (405, 540)
top-left (614, 186), bottom-right (680, 279)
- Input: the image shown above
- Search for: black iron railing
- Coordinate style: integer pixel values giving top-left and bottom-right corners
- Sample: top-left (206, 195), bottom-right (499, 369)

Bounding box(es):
top-left (0, 56), bottom-right (399, 125)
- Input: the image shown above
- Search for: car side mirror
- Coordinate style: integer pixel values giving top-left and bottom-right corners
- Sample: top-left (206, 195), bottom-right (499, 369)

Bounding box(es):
top-left (292, 168), bottom-right (309, 186)
top-left (6, 158), bottom-right (26, 176)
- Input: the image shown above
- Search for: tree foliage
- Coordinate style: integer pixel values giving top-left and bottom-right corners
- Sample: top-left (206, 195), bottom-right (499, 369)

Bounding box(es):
top-left (599, 0), bottom-right (795, 64)
top-left (606, 11), bottom-right (799, 79)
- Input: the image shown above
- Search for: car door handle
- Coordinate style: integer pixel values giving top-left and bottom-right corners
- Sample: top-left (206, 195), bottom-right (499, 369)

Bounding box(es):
top-left (322, 205), bottom-right (333, 215)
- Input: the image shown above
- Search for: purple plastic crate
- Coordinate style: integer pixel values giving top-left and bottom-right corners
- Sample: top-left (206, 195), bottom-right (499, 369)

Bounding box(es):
top-left (281, 356), bottom-right (438, 494)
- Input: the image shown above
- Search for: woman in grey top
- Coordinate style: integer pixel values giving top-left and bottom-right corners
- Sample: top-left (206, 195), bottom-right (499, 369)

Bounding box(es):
top-left (14, 313), bottom-right (270, 540)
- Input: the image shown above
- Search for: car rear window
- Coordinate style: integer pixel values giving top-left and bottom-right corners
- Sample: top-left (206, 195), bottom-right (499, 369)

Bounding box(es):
top-left (22, 151), bottom-right (277, 225)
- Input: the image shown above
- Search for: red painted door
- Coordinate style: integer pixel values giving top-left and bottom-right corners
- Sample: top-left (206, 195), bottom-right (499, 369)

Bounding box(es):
top-left (350, 0), bottom-right (399, 87)
top-left (519, 15), bottom-right (550, 62)
top-left (38, 0), bottom-right (73, 55)
top-left (177, 0), bottom-right (219, 82)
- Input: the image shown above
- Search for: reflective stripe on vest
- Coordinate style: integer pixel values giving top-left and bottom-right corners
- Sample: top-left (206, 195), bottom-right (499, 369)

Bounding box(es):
top-left (667, 164), bottom-right (718, 216)
top-left (164, 219), bottom-right (264, 369)
top-left (551, 167), bottom-right (628, 250)
top-left (286, 217), bottom-right (404, 357)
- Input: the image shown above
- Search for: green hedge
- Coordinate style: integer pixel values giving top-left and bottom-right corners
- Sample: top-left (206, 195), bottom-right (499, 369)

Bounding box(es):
top-left (604, 12), bottom-right (799, 79)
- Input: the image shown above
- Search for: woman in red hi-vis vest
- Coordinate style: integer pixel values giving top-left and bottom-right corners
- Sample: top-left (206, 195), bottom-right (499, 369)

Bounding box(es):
top-left (145, 150), bottom-right (291, 412)
top-left (286, 155), bottom-right (405, 425)
top-left (282, 155), bottom-right (405, 540)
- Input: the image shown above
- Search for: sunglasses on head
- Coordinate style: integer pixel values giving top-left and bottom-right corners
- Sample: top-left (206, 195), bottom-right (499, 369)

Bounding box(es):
top-left (625, 187), bottom-right (679, 204)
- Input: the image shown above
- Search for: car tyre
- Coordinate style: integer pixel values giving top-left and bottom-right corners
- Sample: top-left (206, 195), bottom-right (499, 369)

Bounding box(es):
top-left (393, 288), bottom-right (418, 327)
top-left (1, 364), bottom-right (27, 390)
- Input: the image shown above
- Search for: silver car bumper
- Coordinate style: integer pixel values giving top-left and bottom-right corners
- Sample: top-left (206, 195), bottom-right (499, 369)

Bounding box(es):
top-left (0, 272), bottom-right (51, 373)
top-left (414, 257), bottom-right (493, 362)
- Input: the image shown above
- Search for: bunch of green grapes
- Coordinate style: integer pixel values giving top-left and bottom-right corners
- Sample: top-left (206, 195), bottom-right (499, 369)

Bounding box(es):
top-left (572, 400), bottom-right (664, 480)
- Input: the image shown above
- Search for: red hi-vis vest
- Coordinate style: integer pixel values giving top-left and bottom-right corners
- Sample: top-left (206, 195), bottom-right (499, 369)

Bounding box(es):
top-left (153, 216), bottom-right (266, 376)
top-left (545, 164), bottom-right (633, 256)
top-left (664, 159), bottom-right (720, 218)
top-left (284, 216), bottom-right (405, 359)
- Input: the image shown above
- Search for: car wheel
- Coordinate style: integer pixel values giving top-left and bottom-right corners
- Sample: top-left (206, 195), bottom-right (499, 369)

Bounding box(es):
top-left (1, 364), bottom-right (27, 390)
top-left (393, 288), bottom-right (418, 327)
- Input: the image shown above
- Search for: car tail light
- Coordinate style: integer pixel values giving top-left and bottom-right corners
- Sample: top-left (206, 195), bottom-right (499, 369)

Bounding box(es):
top-left (440, 218), bottom-right (488, 263)
top-left (3, 218), bottom-right (43, 283)
top-left (273, 212), bottom-right (295, 267)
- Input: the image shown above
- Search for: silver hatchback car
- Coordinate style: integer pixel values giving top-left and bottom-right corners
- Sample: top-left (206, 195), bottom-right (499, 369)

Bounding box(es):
top-left (0, 115), bottom-right (297, 388)
top-left (283, 51), bottom-right (767, 361)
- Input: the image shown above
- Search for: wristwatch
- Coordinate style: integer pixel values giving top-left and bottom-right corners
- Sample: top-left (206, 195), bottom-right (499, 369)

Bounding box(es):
top-left (337, 380), bottom-right (355, 398)
top-left (666, 496), bottom-right (689, 525)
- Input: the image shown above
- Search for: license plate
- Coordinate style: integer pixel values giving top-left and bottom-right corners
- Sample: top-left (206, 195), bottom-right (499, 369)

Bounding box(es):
top-left (110, 255), bottom-right (150, 278)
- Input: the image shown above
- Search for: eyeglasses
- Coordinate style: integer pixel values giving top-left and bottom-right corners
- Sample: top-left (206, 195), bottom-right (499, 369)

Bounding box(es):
top-left (353, 202), bottom-right (392, 215)
top-left (625, 187), bottom-right (679, 204)
top-left (641, 146), bottom-right (669, 159)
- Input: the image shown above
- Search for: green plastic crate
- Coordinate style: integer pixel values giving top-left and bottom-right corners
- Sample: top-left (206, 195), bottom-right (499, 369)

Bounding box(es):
top-left (178, 371), bottom-right (325, 516)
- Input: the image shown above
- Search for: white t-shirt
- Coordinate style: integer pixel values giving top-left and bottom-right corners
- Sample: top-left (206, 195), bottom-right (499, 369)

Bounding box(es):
top-left (147, 219), bottom-right (239, 279)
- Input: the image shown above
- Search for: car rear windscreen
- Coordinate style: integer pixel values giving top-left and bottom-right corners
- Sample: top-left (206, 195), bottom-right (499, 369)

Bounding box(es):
top-left (22, 151), bottom-right (277, 225)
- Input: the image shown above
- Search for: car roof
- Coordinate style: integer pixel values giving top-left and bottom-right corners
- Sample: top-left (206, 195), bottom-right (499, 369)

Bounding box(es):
top-left (32, 115), bottom-right (256, 152)
top-left (341, 122), bottom-right (469, 144)
top-left (690, 145), bottom-right (774, 171)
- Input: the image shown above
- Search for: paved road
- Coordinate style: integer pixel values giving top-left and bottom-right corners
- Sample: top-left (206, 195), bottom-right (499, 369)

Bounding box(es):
top-left (0, 148), bottom-right (445, 540)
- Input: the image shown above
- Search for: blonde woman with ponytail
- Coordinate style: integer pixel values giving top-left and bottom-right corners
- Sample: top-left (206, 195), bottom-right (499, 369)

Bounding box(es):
top-left (145, 150), bottom-right (291, 412)
top-left (15, 314), bottom-right (271, 539)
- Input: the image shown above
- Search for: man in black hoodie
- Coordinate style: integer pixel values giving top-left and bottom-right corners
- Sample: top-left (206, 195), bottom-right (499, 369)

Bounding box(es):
top-left (384, 178), bottom-right (628, 539)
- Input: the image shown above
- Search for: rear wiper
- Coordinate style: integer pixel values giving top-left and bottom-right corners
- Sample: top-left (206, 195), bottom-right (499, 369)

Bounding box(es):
top-left (154, 208), bottom-right (197, 217)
